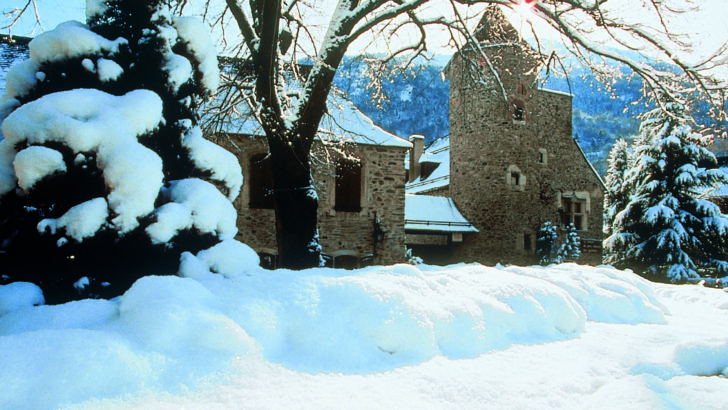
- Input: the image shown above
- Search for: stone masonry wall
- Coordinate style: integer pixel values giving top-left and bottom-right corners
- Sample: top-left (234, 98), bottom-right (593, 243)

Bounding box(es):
top-left (218, 134), bottom-right (408, 267)
top-left (447, 42), bottom-right (604, 266)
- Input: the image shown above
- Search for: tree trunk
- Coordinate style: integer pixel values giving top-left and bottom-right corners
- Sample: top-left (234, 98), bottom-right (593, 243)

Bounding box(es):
top-left (268, 135), bottom-right (321, 269)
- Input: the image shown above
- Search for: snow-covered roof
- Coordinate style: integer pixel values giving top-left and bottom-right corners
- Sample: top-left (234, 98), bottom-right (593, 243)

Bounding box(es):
top-left (213, 95), bottom-right (411, 149)
top-left (406, 136), bottom-right (450, 194)
top-left (539, 87), bottom-right (573, 98)
top-left (405, 194), bottom-right (477, 233)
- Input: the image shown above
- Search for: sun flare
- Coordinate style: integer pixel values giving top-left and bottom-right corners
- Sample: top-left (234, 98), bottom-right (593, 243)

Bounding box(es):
top-left (514, 0), bottom-right (537, 19)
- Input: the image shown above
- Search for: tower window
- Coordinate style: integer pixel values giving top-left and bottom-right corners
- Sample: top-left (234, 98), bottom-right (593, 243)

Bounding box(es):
top-left (539, 148), bottom-right (548, 165)
top-left (507, 165), bottom-right (525, 189)
top-left (512, 99), bottom-right (526, 121)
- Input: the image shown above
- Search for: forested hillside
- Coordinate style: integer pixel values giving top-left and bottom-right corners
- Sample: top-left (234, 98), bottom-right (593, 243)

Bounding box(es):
top-left (333, 56), bottom-right (647, 176)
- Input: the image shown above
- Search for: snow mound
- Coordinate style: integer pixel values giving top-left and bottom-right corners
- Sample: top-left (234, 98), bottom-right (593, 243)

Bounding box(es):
top-left (0, 276), bottom-right (258, 409)
top-left (674, 340), bottom-right (728, 376)
top-left (0, 282), bottom-right (44, 315)
top-left (179, 239), bottom-right (260, 279)
top-left (504, 264), bottom-right (669, 324)
top-left (1, 263), bottom-right (722, 408)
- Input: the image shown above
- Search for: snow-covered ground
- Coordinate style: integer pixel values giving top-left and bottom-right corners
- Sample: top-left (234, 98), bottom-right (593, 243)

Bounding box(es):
top-left (1, 248), bottom-right (727, 409)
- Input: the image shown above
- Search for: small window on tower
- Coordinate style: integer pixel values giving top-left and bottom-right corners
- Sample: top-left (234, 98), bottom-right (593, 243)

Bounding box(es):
top-left (512, 99), bottom-right (526, 122)
top-left (539, 148), bottom-right (548, 165)
top-left (507, 165), bottom-right (525, 189)
top-left (518, 83), bottom-right (527, 96)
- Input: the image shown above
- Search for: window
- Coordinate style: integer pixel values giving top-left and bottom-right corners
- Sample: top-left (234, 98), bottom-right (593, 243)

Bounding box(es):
top-left (517, 83), bottom-right (528, 96)
top-left (538, 148), bottom-right (547, 165)
top-left (420, 162), bottom-right (438, 180)
top-left (507, 164), bottom-right (525, 189)
top-left (560, 196), bottom-right (586, 230)
top-left (335, 158), bottom-right (362, 212)
top-left (524, 233), bottom-right (532, 251)
top-left (512, 99), bottom-right (525, 121)
top-left (249, 153), bottom-right (274, 209)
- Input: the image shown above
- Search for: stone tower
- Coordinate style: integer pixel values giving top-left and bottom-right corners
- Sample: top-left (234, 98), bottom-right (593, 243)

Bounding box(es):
top-left (446, 5), bottom-right (604, 265)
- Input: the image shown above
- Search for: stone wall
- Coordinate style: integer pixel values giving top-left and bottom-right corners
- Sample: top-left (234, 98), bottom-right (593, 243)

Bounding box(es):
top-left (218, 134), bottom-right (408, 267)
top-left (446, 41), bottom-right (604, 266)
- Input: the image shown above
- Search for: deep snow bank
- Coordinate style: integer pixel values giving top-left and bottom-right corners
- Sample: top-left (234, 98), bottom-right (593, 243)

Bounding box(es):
top-left (0, 248), bottom-right (716, 409)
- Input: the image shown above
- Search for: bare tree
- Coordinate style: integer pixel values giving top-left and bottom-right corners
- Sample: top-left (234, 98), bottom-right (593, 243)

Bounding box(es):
top-left (6, 0), bottom-right (728, 269)
top-left (193, 0), bottom-right (728, 269)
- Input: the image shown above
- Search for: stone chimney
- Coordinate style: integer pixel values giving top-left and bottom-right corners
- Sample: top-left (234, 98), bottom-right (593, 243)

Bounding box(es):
top-left (409, 134), bottom-right (425, 183)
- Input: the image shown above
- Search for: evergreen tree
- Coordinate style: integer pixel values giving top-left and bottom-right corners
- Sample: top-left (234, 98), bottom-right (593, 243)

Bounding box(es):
top-left (0, 0), bottom-right (240, 303)
top-left (557, 223), bottom-right (581, 263)
top-left (604, 101), bottom-right (728, 283)
top-left (536, 222), bottom-right (559, 265)
top-left (603, 138), bottom-right (632, 237)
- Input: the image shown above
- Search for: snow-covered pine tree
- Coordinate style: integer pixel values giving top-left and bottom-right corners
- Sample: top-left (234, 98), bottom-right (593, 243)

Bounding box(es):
top-left (557, 223), bottom-right (581, 263)
top-left (536, 222), bottom-right (560, 265)
top-left (603, 138), bottom-right (632, 238)
top-left (604, 100), bottom-right (728, 283)
top-left (0, 0), bottom-right (241, 303)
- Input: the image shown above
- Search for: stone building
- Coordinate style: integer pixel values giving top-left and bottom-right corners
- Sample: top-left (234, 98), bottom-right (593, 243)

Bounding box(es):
top-left (216, 98), bottom-right (411, 269)
top-left (405, 5), bottom-right (605, 266)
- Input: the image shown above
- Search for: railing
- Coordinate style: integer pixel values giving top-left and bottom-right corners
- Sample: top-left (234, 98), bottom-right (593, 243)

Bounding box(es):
top-left (405, 219), bottom-right (474, 228)
top-left (407, 175), bottom-right (449, 188)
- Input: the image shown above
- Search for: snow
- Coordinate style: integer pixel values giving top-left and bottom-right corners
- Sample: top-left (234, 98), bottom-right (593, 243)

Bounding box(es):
top-left (180, 123), bottom-right (242, 201)
top-left (173, 16), bottom-right (220, 92)
top-left (405, 194), bottom-right (478, 232)
top-left (145, 202), bottom-right (194, 245)
top-left (1, 88), bottom-right (165, 232)
top-left (28, 21), bottom-right (126, 64)
top-left (12, 145), bottom-right (66, 191)
top-left (157, 178), bottom-right (238, 240)
top-left (2, 59), bottom-right (40, 100)
top-left (85, 0), bottom-right (109, 20)
top-left (406, 136), bottom-right (451, 194)
top-left (0, 282), bottom-right (44, 315)
top-left (162, 53), bottom-right (193, 92)
top-left (1, 262), bottom-right (727, 409)
top-left (37, 197), bottom-right (108, 242)
top-left (96, 58), bottom-right (124, 82)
